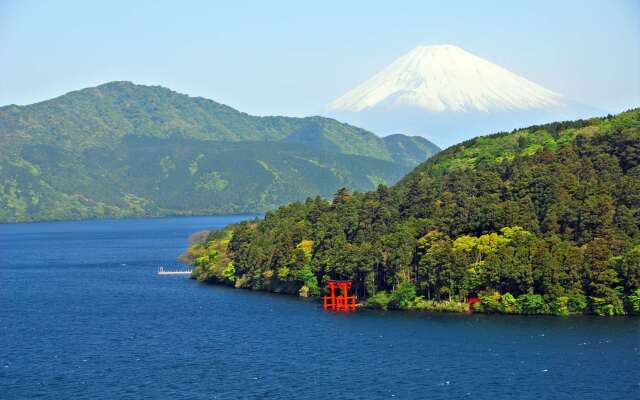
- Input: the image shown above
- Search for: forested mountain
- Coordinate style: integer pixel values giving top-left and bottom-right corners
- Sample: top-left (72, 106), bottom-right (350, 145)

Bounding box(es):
top-left (0, 81), bottom-right (439, 222)
top-left (382, 134), bottom-right (442, 167)
top-left (189, 109), bottom-right (640, 316)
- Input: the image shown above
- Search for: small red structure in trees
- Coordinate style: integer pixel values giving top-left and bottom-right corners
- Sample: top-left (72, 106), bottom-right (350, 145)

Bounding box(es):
top-left (467, 297), bottom-right (480, 314)
top-left (323, 280), bottom-right (356, 311)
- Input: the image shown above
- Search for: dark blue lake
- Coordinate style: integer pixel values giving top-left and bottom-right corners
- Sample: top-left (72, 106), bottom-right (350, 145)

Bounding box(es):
top-left (1, 216), bottom-right (638, 399)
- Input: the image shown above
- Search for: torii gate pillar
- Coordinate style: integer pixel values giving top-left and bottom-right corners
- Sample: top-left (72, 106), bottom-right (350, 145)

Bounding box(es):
top-left (323, 280), bottom-right (356, 311)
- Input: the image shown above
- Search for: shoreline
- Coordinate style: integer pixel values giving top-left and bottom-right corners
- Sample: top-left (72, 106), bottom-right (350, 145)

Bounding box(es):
top-left (0, 212), bottom-right (263, 226)
top-left (192, 278), bottom-right (638, 317)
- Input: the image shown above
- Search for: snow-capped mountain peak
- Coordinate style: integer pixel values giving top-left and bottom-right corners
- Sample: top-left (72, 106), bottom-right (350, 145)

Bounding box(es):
top-left (328, 44), bottom-right (564, 113)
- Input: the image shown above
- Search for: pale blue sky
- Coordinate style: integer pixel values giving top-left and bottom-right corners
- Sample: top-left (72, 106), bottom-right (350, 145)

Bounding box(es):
top-left (1, 0), bottom-right (638, 116)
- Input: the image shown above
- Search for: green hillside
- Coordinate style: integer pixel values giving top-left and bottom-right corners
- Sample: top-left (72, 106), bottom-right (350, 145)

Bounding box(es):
top-left (0, 81), bottom-right (439, 222)
top-left (383, 134), bottom-right (442, 167)
top-left (0, 81), bottom-right (437, 161)
top-left (189, 109), bottom-right (640, 316)
top-left (0, 136), bottom-right (408, 221)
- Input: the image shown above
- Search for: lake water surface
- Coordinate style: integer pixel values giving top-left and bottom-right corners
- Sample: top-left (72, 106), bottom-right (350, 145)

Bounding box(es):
top-left (1, 216), bottom-right (638, 399)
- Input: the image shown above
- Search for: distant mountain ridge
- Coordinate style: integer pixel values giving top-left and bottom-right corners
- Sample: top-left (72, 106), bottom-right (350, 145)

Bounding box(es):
top-left (382, 134), bottom-right (442, 167)
top-left (0, 81), bottom-right (439, 222)
top-left (326, 44), bottom-right (600, 147)
top-left (0, 81), bottom-right (437, 163)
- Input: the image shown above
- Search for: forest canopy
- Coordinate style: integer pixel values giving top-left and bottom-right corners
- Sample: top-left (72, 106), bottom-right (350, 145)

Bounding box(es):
top-left (190, 109), bottom-right (640, 316)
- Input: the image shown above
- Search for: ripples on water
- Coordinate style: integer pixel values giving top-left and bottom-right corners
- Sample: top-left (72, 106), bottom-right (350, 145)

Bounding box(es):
top-left (1, 216), bottom-right (638, 399)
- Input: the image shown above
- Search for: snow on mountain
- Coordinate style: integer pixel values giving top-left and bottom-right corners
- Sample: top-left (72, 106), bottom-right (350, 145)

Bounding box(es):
top-left (326, 45), bottom-right (598, 148)
top-left (329, 44), bottom-right (564, 113)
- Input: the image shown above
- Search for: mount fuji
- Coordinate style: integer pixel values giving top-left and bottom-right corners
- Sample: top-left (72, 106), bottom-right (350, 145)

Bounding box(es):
top-left (326, 44), bottom-right (600, 147)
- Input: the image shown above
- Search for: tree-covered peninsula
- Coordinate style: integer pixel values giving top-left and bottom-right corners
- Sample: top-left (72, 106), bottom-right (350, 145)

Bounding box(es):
top-left (189, 109), bottom-right (640, 316)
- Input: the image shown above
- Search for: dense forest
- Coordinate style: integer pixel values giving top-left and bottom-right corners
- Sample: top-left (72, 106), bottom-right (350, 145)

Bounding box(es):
top-left (0, 81), bottom-right (438, 222)
top-left (190, 109), bottom-right (640, 316)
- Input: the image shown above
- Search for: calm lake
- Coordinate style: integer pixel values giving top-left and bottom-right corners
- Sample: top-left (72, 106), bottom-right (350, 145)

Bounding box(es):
top-left (1, 216), bottom-right (638, 399)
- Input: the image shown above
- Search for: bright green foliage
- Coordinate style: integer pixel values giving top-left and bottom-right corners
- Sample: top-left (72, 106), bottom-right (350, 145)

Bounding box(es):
top-left (570, 297), bottom-right (587, 315)
top-left (590, 294), bottom-right (625, 316)
top-left (297, 240), bottom-right (314, 257)
top-left (299, 266), bottom-right (320, 296)
top-left (550, 296), bottom-right (570, 316)
top-left (500, 293), bottom-right (518, 314)
top-left (222, 262), bottom-right (236, 283)
top-left (187, 110), bottom-right (640, 316)
top-left (366, 291), bottom-right (391, 310)
top-left (277, 267), bottom-right (291, 281)
top-left (389, 283), bottom-right (417, 310)
top-left (627, 289), bottom-right (640, 313)
top-left (296, 240), bottom-right (320, 296)
top-left (517, 294), bottom-right (547, 315)
top-left (479, 292), bottom-right (502, 313)
top-left (190, 230), bottom-right (235, 284)
top-left (0, 81), bottom-right (439, 222)
top-left (412, 297), bottom-right (469, 313)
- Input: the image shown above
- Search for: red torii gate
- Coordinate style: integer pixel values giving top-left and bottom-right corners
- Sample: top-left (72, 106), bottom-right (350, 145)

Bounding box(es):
top-left (323, 280), bottom-right (356, 311)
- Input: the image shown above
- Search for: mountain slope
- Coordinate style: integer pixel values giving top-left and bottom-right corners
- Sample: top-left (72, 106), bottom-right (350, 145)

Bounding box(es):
top-left (326, 44), bottom-right (599, 147)
top-left (0, 136), bottom-right (409, 222)
top-left (0, 81), bottom-right (437, 160)
top-left (0, 81), bottom-right (439, 222)
top-left (189, 109), bottom-right (640, 316)
top-left (383, 134), bottom-right (441, 167)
